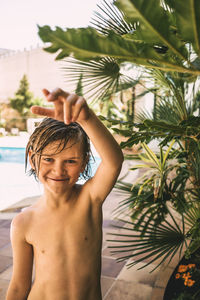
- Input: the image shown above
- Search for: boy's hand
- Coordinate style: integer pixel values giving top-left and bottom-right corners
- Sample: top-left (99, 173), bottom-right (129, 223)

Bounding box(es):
top-left (31, 88), bottom-right (90, 124)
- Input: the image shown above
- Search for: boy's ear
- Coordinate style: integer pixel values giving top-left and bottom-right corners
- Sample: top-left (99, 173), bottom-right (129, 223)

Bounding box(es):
top-left (28, 150), bottom-right (35, 170)
top-left (81, 155), bottom-right (89, 173)
top-left (80, 162), bottom-right (86, 173)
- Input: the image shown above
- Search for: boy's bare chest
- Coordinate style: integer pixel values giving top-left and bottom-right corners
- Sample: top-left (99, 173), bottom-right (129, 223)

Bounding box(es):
top-left (26, 199), bottom-right (102, 257)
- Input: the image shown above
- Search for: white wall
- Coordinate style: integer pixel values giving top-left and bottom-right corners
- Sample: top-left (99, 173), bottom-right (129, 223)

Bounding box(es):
top-left (0, 47), bottom-right (73, 102)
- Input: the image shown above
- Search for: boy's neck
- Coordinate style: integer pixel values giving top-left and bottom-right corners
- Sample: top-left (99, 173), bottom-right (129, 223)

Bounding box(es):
top-left (41, 186), bottom-right (77, 209)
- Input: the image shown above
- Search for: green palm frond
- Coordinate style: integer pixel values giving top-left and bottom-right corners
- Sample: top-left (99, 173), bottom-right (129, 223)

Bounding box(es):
top-left (114, 141), bottom-right (189, 229)
top-left (38, 25), bottom-right (198, 74)
top-left (187, 88), bottom-right (200, 116)
top-left (155, 99), bottom-right (183, 124)
top-left (131, 140), bottom-right (175, 175)
top-left (91, 0), bottom-right (136, 36)
top-left (165, 0), bottom-right (200, 55)
top-left (136, 97), bottom-right (182, 124)
top-left (38, 0), bottom-right (200, 75)
top-left (137, 84), bottom-right (200, 125)
top-left (107, 208), bottom-right (187, 272)
top-left (135, 67), bottom-right (200, 124)
top-left (114, 180), bottom-right (168, 231)
top-left (176, 200), bottom-right (200, 257)
top-left (147, 70), bottom-right (188, 120)
top-left (115, 0), bottom-right (189, 62)
top-left (62, 56), bottom-right (139, 100)
top-left (184, 201), bottom-right (200, 229)
top-left (135, 110), bottom-right (153, 123)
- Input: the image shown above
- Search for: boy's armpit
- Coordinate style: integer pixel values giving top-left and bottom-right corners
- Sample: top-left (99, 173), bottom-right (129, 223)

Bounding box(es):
top-left (87, 162), bottom-right (122, 203)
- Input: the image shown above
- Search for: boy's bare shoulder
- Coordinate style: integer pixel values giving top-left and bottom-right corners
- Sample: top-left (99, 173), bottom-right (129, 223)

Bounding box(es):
top-left (11, 205), bottom-right (36, 234)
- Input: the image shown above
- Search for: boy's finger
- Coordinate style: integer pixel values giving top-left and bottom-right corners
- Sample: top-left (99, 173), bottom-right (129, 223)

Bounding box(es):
top-left (31, 106), bottom-right (55, 118)
top-left (49, 88), bottom-right (69, 102)
top-left (42, 89), bottom-right (50, 97)
top-left (72, 97), bottom-right (85, 122)
top-left (64, 94), bottom-right (78, 124)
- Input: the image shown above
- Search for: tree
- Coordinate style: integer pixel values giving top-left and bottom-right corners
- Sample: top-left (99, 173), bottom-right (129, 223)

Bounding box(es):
top-left (37, 0), bottom-right (200, 272)
top-left (10, 75), bottom-right (34, 116)
top-left (10, 74), bottom-right (43, 129)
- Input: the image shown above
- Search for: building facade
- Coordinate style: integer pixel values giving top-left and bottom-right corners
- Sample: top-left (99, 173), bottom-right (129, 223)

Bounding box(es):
top-left (0, 47), bottom-right (71, 103)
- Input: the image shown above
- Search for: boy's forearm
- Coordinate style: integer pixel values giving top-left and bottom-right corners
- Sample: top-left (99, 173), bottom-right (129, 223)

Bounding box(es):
top-left (78, 109), bottom-right (124, 167)
top-left (6, 284), bottom-right (30, 300)
top-left (6, 291), bottom-right (27, 300)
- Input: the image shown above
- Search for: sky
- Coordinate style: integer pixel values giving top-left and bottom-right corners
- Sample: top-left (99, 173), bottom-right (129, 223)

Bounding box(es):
top-left (0, 0), bottom-right (101, 51)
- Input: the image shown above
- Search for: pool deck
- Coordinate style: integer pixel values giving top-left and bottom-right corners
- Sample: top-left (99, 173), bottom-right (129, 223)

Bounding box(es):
top-left (0, 135), bottom-right (29, 148)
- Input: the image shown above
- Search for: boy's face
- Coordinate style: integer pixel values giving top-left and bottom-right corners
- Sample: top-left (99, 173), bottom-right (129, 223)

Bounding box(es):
top-left (30, 139), bottom-right (86, 195)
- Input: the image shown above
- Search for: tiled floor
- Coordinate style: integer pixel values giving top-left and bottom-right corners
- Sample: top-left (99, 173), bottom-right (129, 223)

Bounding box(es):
top-left (0, 179), bottom-right (177, 300)
top-left (0, 220), bottom-right (12, 300)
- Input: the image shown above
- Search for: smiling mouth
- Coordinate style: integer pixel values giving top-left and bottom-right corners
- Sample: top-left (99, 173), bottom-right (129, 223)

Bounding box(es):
top-left (48, 177), bottom-right (69, 182)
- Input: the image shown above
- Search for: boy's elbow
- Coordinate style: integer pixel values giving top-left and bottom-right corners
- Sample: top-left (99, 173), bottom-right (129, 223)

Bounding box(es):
top-left (120, 150), bottom-right (124, 163)
top-left (6, 283), bottom-right (30, 300)
top-left (6, 291), bottom-right (28, 300)
top-left (114, 151), bottom-right (124, 174)
top-left (117, 149), bottom-right (124, 167)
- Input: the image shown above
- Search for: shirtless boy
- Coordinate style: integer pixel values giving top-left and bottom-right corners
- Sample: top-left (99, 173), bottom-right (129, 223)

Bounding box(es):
top-left (6, 88), bottom-right (124, 300)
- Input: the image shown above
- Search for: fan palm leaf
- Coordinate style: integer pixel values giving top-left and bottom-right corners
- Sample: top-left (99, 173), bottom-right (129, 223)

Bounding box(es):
top-left (107, 207), bottom-right (187, 271)
top-left (91, 0), bottom-right (136, 36)
top-left (136, 97), bottom-right (184, 124)
top-left (62, 56), bottom-right (140, 101)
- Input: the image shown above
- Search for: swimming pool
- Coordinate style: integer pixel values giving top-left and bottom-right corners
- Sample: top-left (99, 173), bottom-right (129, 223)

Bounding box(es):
top-left (0, 147), bottom-right (25, 164)
top-left (0, 146), bottom-right (100, 211)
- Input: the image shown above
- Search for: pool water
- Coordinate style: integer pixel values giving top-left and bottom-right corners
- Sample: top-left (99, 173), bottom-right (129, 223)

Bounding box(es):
top-left (0, 147), bottom-right (100, 211)
top-left (0, 147), bottom-right (25, 164)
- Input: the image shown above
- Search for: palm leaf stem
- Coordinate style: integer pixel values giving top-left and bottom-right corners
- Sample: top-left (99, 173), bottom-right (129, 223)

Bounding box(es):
top-left (190, 1), bottom-right (200, 53)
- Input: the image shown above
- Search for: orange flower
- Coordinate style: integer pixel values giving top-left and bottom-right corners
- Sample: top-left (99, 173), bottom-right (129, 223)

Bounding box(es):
top-left (182, 273), bottom-right (191, 279)
top-left (186, 272), bottom-right (191, 278)
top-left (178, 265), bottom-right (188, 273)
top-left (175, 273), bottom-right (181, 279)
top-left (184, 279), bottom-right (188, 286)
top-left (188, 264), bottom-right (196, 269)
top-left (186, 279), bottom-right (195, 287)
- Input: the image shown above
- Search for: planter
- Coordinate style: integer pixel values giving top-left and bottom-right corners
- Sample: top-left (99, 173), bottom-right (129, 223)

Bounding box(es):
top-left (163, 248), bottom-right (200, 300)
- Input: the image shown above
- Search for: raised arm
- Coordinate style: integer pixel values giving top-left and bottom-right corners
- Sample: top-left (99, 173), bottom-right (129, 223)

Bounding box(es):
top-left (78, 108), bottom-right (124, 201)
top-left (31, 88), bottom-right (124, 202)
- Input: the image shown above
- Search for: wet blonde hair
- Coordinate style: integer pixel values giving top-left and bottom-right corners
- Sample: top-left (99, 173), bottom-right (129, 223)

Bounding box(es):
top-left (25, 118), bottom-right (92, 180)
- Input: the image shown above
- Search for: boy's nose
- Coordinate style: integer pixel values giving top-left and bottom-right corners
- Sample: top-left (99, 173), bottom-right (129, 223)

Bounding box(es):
top-left (52, 162), bottom-right (67, 177)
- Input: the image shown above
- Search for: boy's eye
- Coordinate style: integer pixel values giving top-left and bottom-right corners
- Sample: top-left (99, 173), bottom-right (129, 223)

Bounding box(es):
top-left (67, 160), bottom-right (76, 164)
top-left (43, 157), bottom-right (53, 162)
